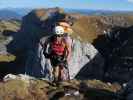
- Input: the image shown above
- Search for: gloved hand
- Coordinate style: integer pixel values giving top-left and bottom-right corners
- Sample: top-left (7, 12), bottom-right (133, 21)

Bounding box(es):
top-left (44, 53), bottom-right (50, 58)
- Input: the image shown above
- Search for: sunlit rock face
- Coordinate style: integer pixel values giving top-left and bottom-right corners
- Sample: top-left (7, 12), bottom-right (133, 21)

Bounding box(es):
top-left (25, 36), bottom-right (104, 80)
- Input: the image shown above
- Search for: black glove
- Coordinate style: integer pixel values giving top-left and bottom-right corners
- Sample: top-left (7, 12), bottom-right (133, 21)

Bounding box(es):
top-left (44, 52), bottom-right (50, 58)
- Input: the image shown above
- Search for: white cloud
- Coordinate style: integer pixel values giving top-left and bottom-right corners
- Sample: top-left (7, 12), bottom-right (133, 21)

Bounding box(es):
top-left (128, 0), bottom-right (133, 3)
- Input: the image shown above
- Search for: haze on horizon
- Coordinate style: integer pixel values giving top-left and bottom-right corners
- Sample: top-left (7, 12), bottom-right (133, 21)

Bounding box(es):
top-left (0, 0), bottom-right (133, 11)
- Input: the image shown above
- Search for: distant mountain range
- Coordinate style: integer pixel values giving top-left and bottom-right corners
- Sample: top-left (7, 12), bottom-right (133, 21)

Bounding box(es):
top-left (0, 9), bottom-right (22, 20)
top-left (0, 8), bottom-right (133, 20)
top-left (0, 8), bottom-right (32, 20)
top-left (65, 8), bottom-right (133, 16)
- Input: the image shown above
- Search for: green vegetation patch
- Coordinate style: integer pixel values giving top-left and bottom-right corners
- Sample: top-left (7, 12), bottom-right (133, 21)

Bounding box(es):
top-left (0, 54), bottom-right (16, 62)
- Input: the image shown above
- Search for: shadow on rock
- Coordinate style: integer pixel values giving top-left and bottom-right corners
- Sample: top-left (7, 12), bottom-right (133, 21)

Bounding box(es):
top-left (75, 53), bottom-right (104, 80)
top-left (92, 25), bottom-right (133, 83)
top-left (0, 57), bottom-right (25, 79)
top-left (79, 82), bottom-right (121, 100)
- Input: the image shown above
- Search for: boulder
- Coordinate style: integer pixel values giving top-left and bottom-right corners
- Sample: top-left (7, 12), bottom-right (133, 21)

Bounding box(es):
top-left (0, 74), bottom-right (121, 100)
top-left (93, 25), bottom-right (133, 83)
top-left (25, 36), bottom-right (104, 80)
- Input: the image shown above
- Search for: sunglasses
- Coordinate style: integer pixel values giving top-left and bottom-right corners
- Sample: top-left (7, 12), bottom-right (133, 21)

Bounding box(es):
top-left (56, 34), bottom-right (63, 37)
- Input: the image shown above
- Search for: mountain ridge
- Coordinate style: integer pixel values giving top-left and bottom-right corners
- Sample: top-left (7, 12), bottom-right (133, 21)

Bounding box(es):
top-left (0, 8), bottom-right (133, 20)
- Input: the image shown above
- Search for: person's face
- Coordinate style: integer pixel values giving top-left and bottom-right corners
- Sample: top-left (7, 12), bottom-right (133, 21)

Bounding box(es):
top-left (55, 34), bottom-right (63, 41)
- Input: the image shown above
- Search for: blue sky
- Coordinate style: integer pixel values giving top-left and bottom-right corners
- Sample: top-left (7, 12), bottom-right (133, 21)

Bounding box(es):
top-left (0, 0), bottom-right (133, 11)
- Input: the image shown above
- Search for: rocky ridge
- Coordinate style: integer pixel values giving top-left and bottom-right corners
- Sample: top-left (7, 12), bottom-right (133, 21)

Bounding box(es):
top-left (0, 74), bottom-right (121, 100)
top-left (0, 8), bottom-right (133, 100)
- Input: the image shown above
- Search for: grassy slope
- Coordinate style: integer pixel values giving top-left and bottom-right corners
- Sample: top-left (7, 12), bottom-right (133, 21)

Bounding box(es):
top-left (72, 15), bottom-right (133, 43)
top-left (0, 20), bottom-right (20, 33)
top-left (0, 55), bottom-right (16, 62)
top-left (0, 20), bottom-right (20, 62)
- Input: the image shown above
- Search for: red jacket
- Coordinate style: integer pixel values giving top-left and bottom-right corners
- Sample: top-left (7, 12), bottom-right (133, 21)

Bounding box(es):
top-left (51, 39), bottom-right (68, 56)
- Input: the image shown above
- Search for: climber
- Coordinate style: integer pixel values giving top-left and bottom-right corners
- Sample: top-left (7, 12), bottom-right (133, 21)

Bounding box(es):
top-left (43, 26), bottom-right (69, 82)
top-left (55, 20), bottom-right (73, 61)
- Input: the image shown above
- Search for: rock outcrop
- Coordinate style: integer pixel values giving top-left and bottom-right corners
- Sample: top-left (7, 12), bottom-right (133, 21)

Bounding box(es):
top-left (123, 79), bottom-right (133, 100)
top-left (93, 26), bottom-right (133, 83)
top-left (0, 8), bottom-right (133, 83)
top-left (1, 7), bottom-right (133, 100)
top-left (0, 20), bottom-right (20, 54)
top-left (7, 8), bottom-right (68, 54)
top-left (25, 37), bottom-right (104, 80)
top-left (71, 15), bottom-right (133, 42)
top-left (0, 74), bottom-right (121, 100)
top-left (1, 8), bottom-right (104, 81)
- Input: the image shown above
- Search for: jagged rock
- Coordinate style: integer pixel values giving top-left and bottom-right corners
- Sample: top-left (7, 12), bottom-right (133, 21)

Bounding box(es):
top-left (3, 9), bottom-right (133, 54)
top-left (0, 20), bottom-right (20, 34)
top-left (6, 8), bottom-right (68, 54)
top-left (71, 15), bottom-right (133, 43)
top-left (0, 43), bottom-right (7, 55)
top-left (0, 8), bottom-right (74, 79)
top-left (24, 36), bottom-right (104, 80)
top-left (93, 25), bottom-right (133, 83)
top-left (2, 8), bottom-right (103, 80)
top-left (121, 79), bottom-right (133, 100)
top-left (100, 16), bottom-right (130, 27)
top-left (106, 26), bottom-right (133, 83)
top-left (0, 20), bottom-right (20, 55)
top-left (0, 75), bottom-right (122, 100)
top-left (0, 74), bottom-right (49, 100)
top-left (0, 36), bottom-right (14, 55)
top-left (1, 7), bottom-right (133, 84)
